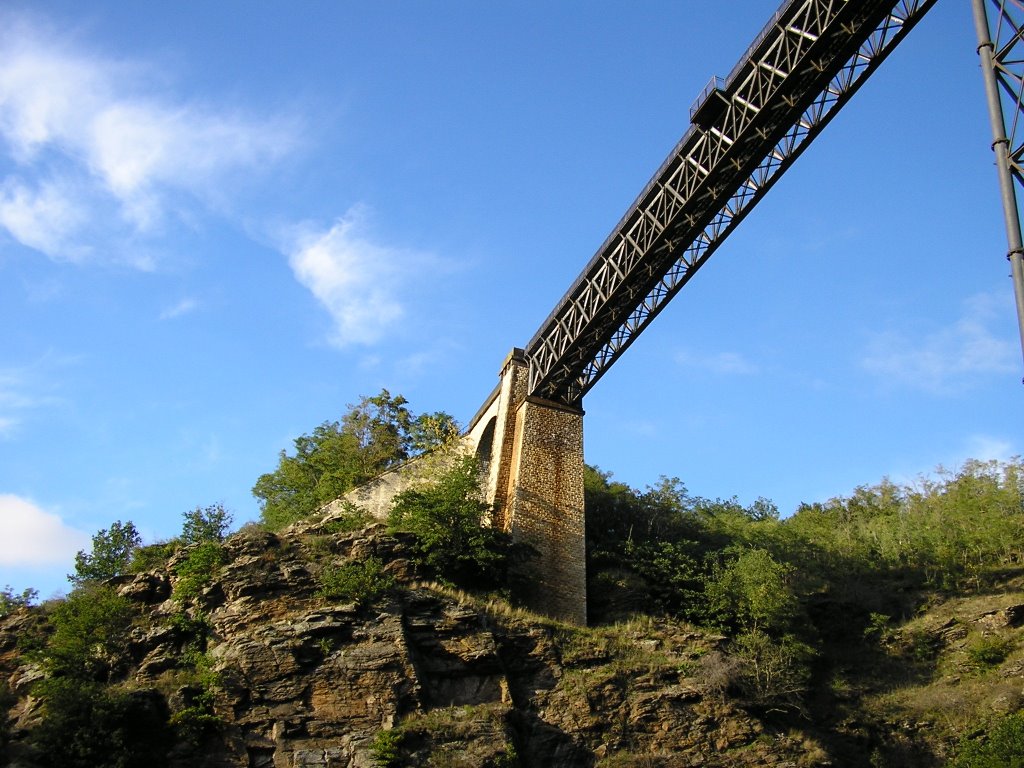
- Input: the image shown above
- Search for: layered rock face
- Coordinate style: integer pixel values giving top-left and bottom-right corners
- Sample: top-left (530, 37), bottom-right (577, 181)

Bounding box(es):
top-left (1, 522), bottom-right (823, 767)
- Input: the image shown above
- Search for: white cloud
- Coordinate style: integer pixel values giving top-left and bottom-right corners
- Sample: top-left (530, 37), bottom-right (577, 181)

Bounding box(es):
top-left (0, 494), bottom-right (89, 567)
top-left (0, 14), bottom-right (298, 263)
top-left (962, 434), bottom-right (1016, 463)
top-left (287, 209), bottom-right (411, 346)
top-left (862, 292), bottom-right (1017, 393)
top-left (0, 177), bottom-right (89, 260)
top-left (676, 348), bottom-right (759, 375)
top-left (160, 297), bottom-right (199, 320)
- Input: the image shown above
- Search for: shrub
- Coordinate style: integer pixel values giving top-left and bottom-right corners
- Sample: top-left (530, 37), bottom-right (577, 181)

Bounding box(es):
top-left (967, 635), bottom-right (1012, 669)
top-left (317, 558), bottom-right (394, 606)
top-left (863, 612), bottom-right (892, 642)
top-left (704, 548), bottom-right (798, 634)
top-left (732, 630), bottom-right (814, 711)
top-left (173, 541), bottom-right (227, 603)
top-left (388, 456), bottom-right (527, 591)
top-left (318, 502), bottom-right (374, 534)
top-left (953, 712), bottom-right (1024, 767)
top-left (370, 728), bottom-right (405, 767)
top-left (253, 391), bottom-right (458, 530)
top-left (128, 540), bottom-right (181, 574)
top-left (165, 641), bottom-right (222, 745)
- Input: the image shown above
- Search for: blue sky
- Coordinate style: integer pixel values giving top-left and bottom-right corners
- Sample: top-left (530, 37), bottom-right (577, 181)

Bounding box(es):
top-left (2, 1), bottom-right (1021, 599)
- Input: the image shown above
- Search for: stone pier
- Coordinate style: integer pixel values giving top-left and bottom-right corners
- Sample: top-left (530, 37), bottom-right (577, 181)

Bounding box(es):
top-left (466, 349), bottom-right (587, 625)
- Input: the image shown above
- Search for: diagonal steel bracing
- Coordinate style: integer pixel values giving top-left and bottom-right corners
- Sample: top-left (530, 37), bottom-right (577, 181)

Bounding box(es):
top-left (524, 0), bottom-right (937, 406)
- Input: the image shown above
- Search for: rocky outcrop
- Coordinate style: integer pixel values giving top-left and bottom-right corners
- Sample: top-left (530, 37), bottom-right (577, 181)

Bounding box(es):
top-left (0, 522), bottom-right (826, 767)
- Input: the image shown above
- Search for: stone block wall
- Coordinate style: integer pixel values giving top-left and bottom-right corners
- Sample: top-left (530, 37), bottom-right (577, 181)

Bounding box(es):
top-left (335, 447), bottom-right (465, 521)
top-left (504, 397), bottom-right (587, 625)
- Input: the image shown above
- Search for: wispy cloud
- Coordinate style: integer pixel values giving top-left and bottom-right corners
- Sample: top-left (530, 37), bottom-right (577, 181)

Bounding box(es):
top-left (0, 177), bottom-right (89, 260)
top-left (0, 355), bottom-right (71, 438)
top-left (0, 368), bottom-right (42, 438)
top-left (675, 348), bottom-right (759, 375)
top-left (962, 434), bottom-right (1017, 463)
top-left (286, 207), bottom-right (434, 347)
top-left (159, 297), bottom-right (199, 320)
top-left (0, 13), bottom-right (299, 264)
top-left (861, 292), bottom-right (1017, 393)
top-left (0, 494), bottom-right (89, 567)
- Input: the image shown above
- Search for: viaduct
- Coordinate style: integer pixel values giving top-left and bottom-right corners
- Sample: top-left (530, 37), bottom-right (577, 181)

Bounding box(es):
top-left (353, 0), bottom-right (1024, 625)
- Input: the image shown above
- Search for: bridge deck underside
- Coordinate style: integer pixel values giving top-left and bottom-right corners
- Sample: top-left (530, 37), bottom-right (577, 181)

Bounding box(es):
top-left (525, 0), bottom-right (937, 406)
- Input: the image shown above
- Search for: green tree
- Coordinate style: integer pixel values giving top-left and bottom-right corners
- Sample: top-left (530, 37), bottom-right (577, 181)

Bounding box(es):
top-left (341, 389), bottom-right (414, 476)
top-left (0, 585), bottom-right (38, 617)
top-left (30, 679), bottom-right (172, 768)
top-left (409, 411), bottom-right (460, 455)
top-left (181, 503), bottom-right (233, 545)
top-left (705, 548), bottom-right (797, 634)
top-left (253, 390), bottom-right (458, 530)
top-left (69, 521), bottom-right (141, 586)
top-left (42, 584), bottom-right (136, 682)
top-left (388, 456), bottom-right (522, 590)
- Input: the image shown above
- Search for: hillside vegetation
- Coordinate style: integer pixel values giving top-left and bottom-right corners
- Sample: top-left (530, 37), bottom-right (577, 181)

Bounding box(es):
top-left (1, 393), bottom-right (1022, 767)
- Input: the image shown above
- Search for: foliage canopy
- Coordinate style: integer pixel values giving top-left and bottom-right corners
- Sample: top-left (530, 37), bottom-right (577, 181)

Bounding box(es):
top-left (584, 457), bottom-right (1024, 711)
top-left (181, 502), bottom-right (233, 545)
top-left (69, 521), bottom-right (141, 586)
top-left (253, 389), bottom-right (458, 530)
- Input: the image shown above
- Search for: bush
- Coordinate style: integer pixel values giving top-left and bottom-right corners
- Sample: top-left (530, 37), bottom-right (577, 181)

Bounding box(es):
top-left (967, 635), bottom-right (1012, 669)
top-left (169, 693), bottom-right (221, 745)
top-left (732, 630), bottom-right (814, 711)
top-left (704, 548), bottom-right (798, 634)
top-left (173, 541), bottom-right (227, 603)
top-left (317, 501), bottom-right (374, 534)
top-left (370, 728), bottom-right (405, 767)
top-left (388, 456), bottom-right (526, 591)
top-left (253, 391), bottom-right (458, 530)
top-left (128, 540), bottom-right (181, 574)
top-left (317, 558), bottom-right (394, 606)
top-left (953, 712), bottom-right (1024, 767)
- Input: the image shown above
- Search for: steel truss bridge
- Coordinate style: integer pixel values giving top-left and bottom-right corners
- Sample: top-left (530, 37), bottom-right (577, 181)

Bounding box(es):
top-left (522, 0), bottom-right (1024, 407)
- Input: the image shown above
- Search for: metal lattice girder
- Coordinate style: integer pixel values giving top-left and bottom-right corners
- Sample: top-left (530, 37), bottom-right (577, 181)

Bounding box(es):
top-left (524, 0), bottom-right (937, 406)
top-left (973, 0), bottom-right (1024, 374)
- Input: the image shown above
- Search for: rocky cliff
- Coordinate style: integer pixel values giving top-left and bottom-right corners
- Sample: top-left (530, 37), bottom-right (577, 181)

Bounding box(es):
top-left (5, 515), bottom-right (1024, 767)
top-left (0, 519), bottom-right (828, 768)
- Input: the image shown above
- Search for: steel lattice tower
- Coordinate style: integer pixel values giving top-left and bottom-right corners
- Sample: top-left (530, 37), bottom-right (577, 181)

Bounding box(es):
top-left (973, 0), bottom-right (1024, 378)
